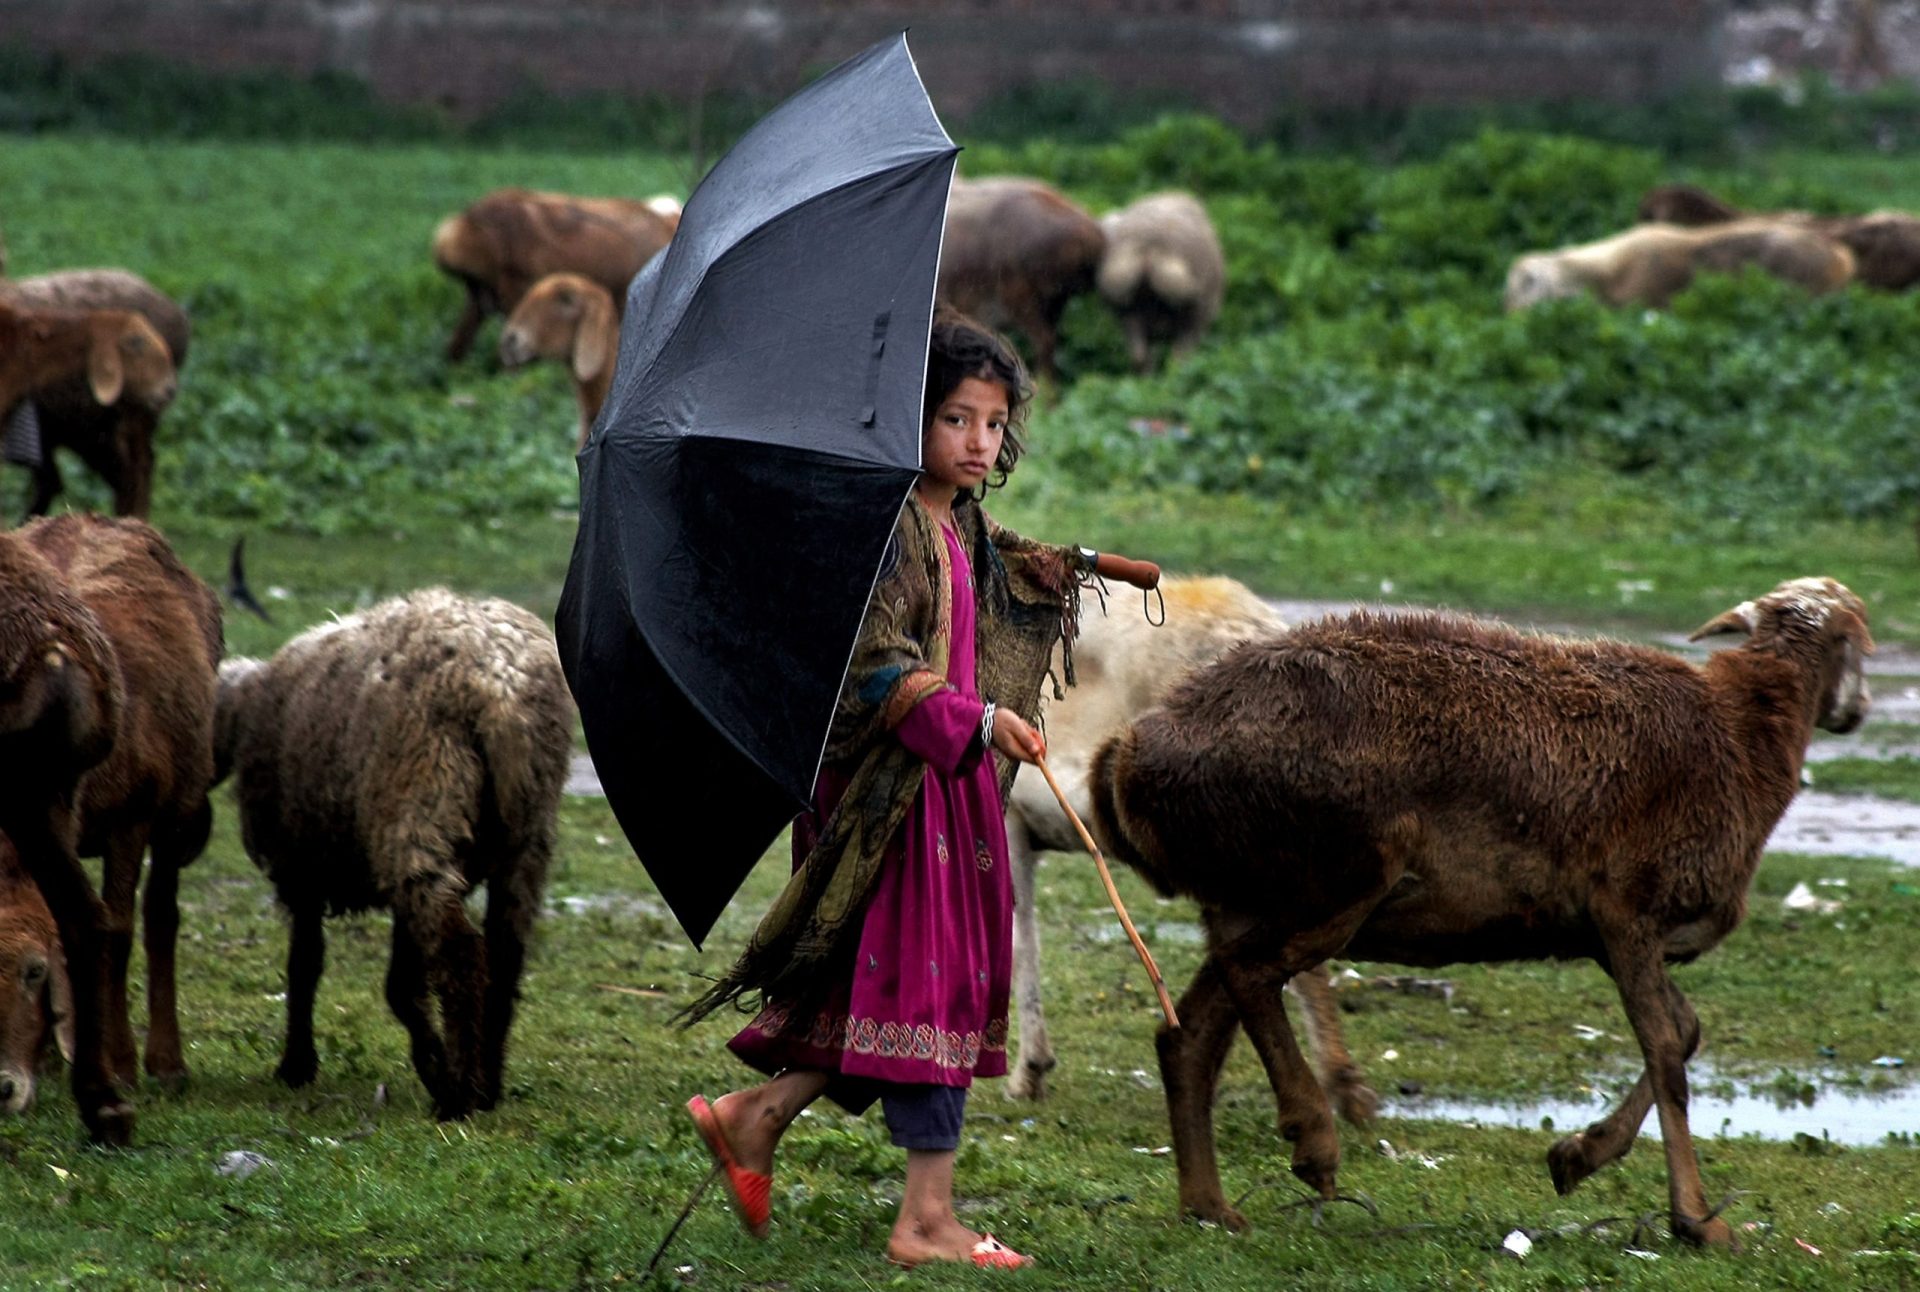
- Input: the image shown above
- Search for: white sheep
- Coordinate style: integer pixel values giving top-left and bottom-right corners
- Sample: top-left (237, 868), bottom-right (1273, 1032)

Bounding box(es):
top-left (1504, 220), bottom-right (1855, 311)
top-left (1096, 191), bottom-right (1225, 372)
top-left (214, 589), bottom-right (575, 1120)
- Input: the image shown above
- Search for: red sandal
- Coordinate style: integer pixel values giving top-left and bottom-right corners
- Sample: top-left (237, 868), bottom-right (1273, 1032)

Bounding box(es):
top-left (968, 1235), bottom-right (1032, 1269)
top-left (685, 1095), bottom-right (772, 1238)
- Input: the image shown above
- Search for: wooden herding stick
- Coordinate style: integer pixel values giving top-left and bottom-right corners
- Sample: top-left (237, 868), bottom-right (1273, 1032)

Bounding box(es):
top-left (1033, 754), bottom-right (1179, 1029)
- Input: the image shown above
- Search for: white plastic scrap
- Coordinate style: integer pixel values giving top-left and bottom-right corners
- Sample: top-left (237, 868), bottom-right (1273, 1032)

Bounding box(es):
top-left (1871, 1055), bottom-right (1906, 1068)
top-left (1625, 1248), bottom-right (1661, 1261)
top-left (1783, 882), bottom-right (1843, 916)
top-left (1571, 1023), bottom-right (1607, 1042)
top-left (216, 1150), bottom-right (273, 1180)
top-left (1501, 1229), bottom-right (1533, 1259)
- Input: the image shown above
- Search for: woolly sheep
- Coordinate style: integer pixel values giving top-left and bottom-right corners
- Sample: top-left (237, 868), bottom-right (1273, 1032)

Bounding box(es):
top-left (1089, 578), bottom-right (1872, 1247)
top-left (1503, 220), bottom-right (1854, 312)
top-left (1096, 191), bottom-right (1225, 373)
top-left (1639, 181), bottom-right (1920, 291)
top-left (214, 589), bottom-right (574, 1119)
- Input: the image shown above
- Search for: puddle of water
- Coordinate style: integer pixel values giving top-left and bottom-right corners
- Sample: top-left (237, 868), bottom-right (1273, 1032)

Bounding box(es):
top-left (1078, 919), bottom-right (1206, 945)
top-left (545, 892), bottom-right (667, 921)
top-left (1388, 1078), bottom-right (1919, 1147)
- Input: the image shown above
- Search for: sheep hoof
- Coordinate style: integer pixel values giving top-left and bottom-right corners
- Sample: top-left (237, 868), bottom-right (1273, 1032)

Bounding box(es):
top-left (1006, 1057), bottom-right (1055, 1102)
top-left (1547, 1133), bottom-right (1601, 1196)
top-left (1675, 1214), bottom-right (1739, 1250)
top-left (84, 1100), bottom-right (137, 1148)
top-left (1330, 1071), bottom-right (1379, 1127)
top-left (274, 1055), bottom-right (317, 1088)
top-left (1182, 1200), bottom-right (1250, 1233)
top-left (148, 1068), bottom-right (190, 1097)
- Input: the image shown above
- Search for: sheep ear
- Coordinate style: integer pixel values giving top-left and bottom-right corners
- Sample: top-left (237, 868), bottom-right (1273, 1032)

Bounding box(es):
top-left (1834, 606), bottom-right (1876, 656)
top-left (572, 289), bottom-right (615, 384)
top-left (88, 327), bottom-right (125, 406)
top-left (46, 953), bottom-right (75, 1065)
top-left (1688, 600), bottom-right (1757, 641)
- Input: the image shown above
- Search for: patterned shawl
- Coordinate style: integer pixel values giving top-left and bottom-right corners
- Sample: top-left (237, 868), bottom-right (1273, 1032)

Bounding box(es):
top-left (681, 494), bottom-right (1086, 1023)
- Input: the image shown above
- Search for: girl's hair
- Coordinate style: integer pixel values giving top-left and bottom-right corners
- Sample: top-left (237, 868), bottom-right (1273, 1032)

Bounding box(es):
top-left (922, 307), bottom-right (1031, 494)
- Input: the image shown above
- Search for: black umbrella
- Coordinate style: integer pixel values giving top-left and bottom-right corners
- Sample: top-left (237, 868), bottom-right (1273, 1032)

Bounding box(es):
top-left (555, 34), bottom-right (959, 947)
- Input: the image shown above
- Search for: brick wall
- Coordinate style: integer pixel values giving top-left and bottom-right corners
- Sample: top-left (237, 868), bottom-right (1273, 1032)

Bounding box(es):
top-left (0, 0), bottom-right (1725, 125)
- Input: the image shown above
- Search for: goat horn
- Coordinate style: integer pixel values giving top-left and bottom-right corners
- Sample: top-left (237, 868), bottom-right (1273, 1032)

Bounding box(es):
top-left (1687, 600), bottom-right (1757, 641)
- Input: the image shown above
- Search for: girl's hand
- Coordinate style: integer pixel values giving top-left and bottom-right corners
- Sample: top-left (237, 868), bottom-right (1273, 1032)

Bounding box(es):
top-left (991, 708), bottom-right (1046, 764)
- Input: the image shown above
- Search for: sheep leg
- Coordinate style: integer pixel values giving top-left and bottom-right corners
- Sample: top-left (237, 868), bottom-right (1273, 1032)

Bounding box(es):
top-left (1005, 823), bottom-right (1056, 1101)
top-left (4, 808), bottom-right (135, 1145)
top-left (385, 918), bottom-right (451, 1110)
top-left (445, 289), bottom-right (487, 363)
top-left (478, 850), bottom-right (545, 1112)
top-left (108, 408), bottom-right (156, 519)
top-left (141, 802), bottom-right (209, 1090)
top-left (98, 829), bottom-right (147, 1089)
top-left (23, 452), bottom-right (63, 520)
top-left (399, 875), bottom-right (488, 1120)
top-left (276, 904), bottom-right (325, 1087)
top-left (1157, 957), bottom-right (1249, 1229)
top-left (1604, 936), bottom-right (1734, 1249)
top-left (1290, 965), bottom-right (1378, 1126)
top-left (1215, 952), bottom-right (1342, 1205)
top-left (1123, 314), bottom-right (1153, 373)
top-left (1548, 977), bottom-right (1699, 1196)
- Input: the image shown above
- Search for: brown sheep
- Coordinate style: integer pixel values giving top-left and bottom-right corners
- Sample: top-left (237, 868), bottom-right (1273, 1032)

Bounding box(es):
top-left (498, 272), bottom-right (617, 450)
top-left (1503, 220), bottom-right (1855, 312)
top-left (0, 296), bottom-right (179, 520)
top-left (1002, 576), bottom-right (1375, 1127)
top-left (1638, 182), bottom-right (1920, 291)
top-left (0, 515), bottom-right (222, 1145)
top-left (938, 177), bottom-right (1106, 381)
top-left (432, 187), bottom-right (678, 362)
top-left (215, 590), bottom-right (574, 1120)
top-left (0, 834), bottom-right (74, 1118)
top-left (1096, 192), bottom-right (1226, 373)
top-left (1087, 578), bottom-right (1871, 1248)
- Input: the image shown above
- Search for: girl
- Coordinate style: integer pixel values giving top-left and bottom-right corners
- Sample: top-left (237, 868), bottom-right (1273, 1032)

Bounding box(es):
top-left (681, 311), bottom-right (1096, 1269)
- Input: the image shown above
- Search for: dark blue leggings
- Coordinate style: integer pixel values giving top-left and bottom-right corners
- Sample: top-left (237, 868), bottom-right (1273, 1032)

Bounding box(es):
top-left (879, 1083), bottom-right (969, 1151)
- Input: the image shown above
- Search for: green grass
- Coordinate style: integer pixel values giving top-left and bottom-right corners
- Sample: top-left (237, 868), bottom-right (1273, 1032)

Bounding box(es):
top-left (1809, 757), bottom-right (1920, 805)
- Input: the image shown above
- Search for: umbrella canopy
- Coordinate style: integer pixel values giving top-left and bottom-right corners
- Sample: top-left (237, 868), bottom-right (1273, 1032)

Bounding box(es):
top-left (556, 34), bottom-right (959, 947)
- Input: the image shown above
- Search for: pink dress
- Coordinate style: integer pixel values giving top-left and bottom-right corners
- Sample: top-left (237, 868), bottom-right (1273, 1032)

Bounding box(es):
top-left (730, 524), bottom-right (1013, 1091)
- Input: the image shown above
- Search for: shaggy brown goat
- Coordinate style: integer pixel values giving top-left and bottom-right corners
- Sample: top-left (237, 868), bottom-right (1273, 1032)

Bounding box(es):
top-left (498, 272), bottom-right (617, 450)
top-left (432, 188), bottom-right (678, 362)
top-left (1088, 578), bottom-right (1872, 1248)
top-left (0, 515), bottom-right (221, 1145)
top-left (938, 177), bottom-right (1106, 381)
top-left (215, 590), bottom-right (574, 1119)
top-left (1504, 221), bottom-right (1855, 311)
top-left (1003, 576), bottom-right (1375, 1126)
top-left (1096, 191), bottom-right (1226, 373)
top-left (1639, 182), bottom-right (1920, 291)
top-left (0, 269), bottom-right (191, 518)
top-left (0, 834), bottom-right (73, 1118)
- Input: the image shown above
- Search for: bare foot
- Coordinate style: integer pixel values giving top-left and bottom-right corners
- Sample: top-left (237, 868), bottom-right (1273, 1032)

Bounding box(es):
top-left (886, 1214), bottom-right (986, 1268)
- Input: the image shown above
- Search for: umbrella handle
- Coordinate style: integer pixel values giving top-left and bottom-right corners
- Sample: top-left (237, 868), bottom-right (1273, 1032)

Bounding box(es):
top-left (1032, 754), bottom-right (1180, 1029)
top-left (1093, 552), bottom-right (1161, 591)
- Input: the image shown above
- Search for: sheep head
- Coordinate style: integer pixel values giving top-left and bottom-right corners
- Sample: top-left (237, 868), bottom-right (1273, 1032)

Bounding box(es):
top-left (499, 273), bottom-right (615, 383)
top-left (1690, 577), bottom-right (1873, 733)
top-left (1502, 254), bottom-right (1579, 312)
top-left (0, 842), bottom-right (74, 1117)
top-left (88, 312), bottom-right (177, 410)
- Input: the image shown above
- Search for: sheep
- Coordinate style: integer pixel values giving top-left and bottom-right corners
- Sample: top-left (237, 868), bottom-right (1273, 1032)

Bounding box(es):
top-left (1639, 182), bottom-right (1920, 291)
top-left (432, 187), bottom-right (679, 362)
top-left (1503, 220), bottom-right (1855, 312)
top-left (498, 272), bottom-right (616, 450)
top-left (1002, 576), bottom-right (1376, 1127)
top-left (0, 833), bottom-right (73, 1118)
top-left (0, 514), bottom-right (222, 1145)
top-left (0, 293), bottom-right (180, 518)
top-left (214, 589), bottom-right (574, 1120)
top-left (938, 177), bottom-right (1106, 381)
top-left (1095, 191), bottom-right (1226, 373)
top-left (1086, 578), bottom-right (1871, 1246)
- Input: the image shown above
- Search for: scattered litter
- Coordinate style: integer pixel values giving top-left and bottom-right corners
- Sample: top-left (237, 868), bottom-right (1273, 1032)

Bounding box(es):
top-left (1129, 1145), bottom-right (1173, 1156)
top-left (1381, 1049), bottom-right (1400, 1062)
top-left (1130, 1069), bottom-right (1156, 1090)
top-left (1339, 967), bottom-right (1364, 981)
top-left (1784, 882), bottom-right (1843, 916)
top-left (1624, 1248), bottom-right (1661, 1260)
top-left (216, 1150), bottom-right (272, 1180)
top-left (1571, 1023), bottom-right (1607, 1042)
top-left (1376, 1140), bottom-right (1397, 1160)
top-left (47, 1165), bottom-right (70, 1182)
top-left (1500, 1229), bottom-right (1533, 1259)
top-left (1742, 1221), bottom-right (1772, 1234)
top-left (1816, 877), bottom-right (1849, 888)
top-left (1795, 1238), bottom-right (1824, 1256)
top-left (266, 585), bottom-right (292, 602)
top-left (595, 983), bottom-right (668, 999)
top-left (1366, 974), bottom-right (1455, 1002)
top-left (1819, 1201), bottom-right (1846, 1215)
top-left (594, 834), bottom-right (612, 847)
top-left (1020, 1118), bottom-right (1037, 1130)
top-left (1002, 1134), bottom-right (1018, 1143)
top-left (1872, 1056), bottom-right (1906, 1068)
top-left (1818, 1045), bottom-right (1838, 1059)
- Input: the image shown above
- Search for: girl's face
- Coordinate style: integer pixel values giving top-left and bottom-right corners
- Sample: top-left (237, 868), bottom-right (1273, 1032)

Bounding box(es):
top-left (922, 375), bottom-right (1009, 494)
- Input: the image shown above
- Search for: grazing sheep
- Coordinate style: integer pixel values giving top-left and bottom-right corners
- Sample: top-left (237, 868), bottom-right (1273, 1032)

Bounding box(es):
top-left (0, 834), bottom-right (73, 1118)
top-left (498, 272), bottom-right (616, 450)
top-left (1088, 578), bottom-right (1871, 1248)
top-left (1503, 220), bottom-right (1855, 312)
top-left (1639, 182), bottom-right (1920, 291)
top-left (0, 515), bottom-right (222, 1145)
top-left (214, 590), bottom-right (574, 1119)
top-left (1003, 577), bottom-right (1376, 1127)
top-left (432, 187), bottom-right (679, 362)
top-left (1096, 192), bottom-right (1226, 373)
top-left (0, 294), bottom-right (180, 518)
top-left (939, 177), bottom-right (1106, 381)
